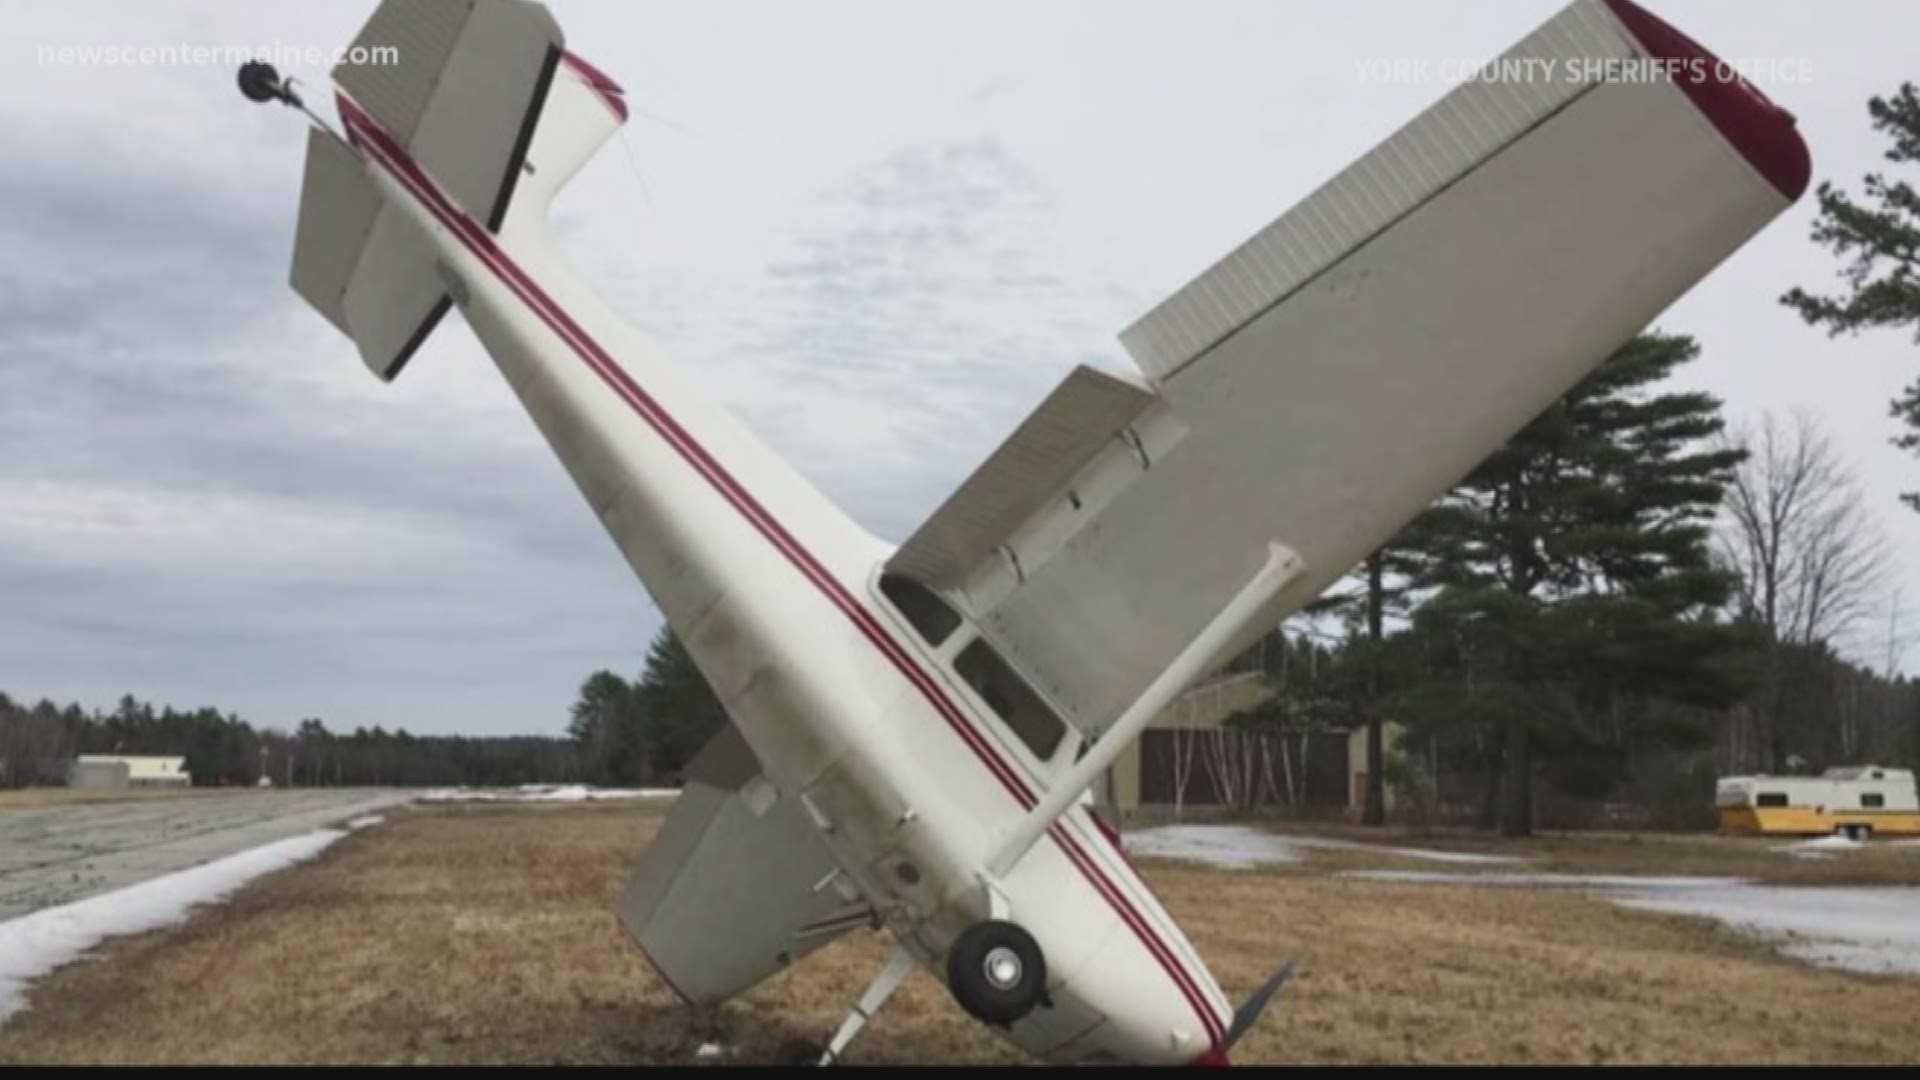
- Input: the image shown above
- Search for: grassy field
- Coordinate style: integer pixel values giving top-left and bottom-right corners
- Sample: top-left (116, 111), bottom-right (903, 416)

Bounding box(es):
top-left (2, 802), bottom-right (1918, 1064)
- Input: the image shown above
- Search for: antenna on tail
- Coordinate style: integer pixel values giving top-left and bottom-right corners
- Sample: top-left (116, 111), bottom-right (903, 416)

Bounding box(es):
top-left (237, 61), bottom-right (341, 141)
top-left (238, 61), bottom-right (300, 107)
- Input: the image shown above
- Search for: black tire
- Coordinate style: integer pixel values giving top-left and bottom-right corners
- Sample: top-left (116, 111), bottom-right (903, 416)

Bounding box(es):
top-left (946, 919), bottom-right (1047, 1026)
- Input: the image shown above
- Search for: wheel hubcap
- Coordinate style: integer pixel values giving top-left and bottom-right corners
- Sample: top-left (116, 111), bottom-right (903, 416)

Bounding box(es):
top-left (983, 946), bottom-right (1023, 990)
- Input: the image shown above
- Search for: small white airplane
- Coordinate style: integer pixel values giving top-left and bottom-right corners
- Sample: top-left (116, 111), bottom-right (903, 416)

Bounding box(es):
top-left (245, 0), bottom-right (1807, 1064)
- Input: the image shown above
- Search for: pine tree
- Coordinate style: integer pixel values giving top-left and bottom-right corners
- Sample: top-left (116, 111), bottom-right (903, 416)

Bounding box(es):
top-left (1307, 525), bottom-right (1444, 825)
top-left (568, 670), bottom-right (636, 785)
top-left (634, 628), bottom-right (730, 778)
top-left (1392, 332), bottom-right (1753, 835)
top-left (1781, 82), bottom-right (1920, 511)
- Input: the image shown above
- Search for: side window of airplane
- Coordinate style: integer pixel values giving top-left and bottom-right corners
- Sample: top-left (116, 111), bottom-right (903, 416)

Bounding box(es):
top-left (879, 574), bottom-right (961, 647)
top-left (954, 639), bottom-right (1065, 761)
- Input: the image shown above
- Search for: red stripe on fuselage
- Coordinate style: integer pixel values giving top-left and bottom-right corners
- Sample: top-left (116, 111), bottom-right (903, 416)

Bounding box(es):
top-left (335, 96), bottom-right (1226, 1048)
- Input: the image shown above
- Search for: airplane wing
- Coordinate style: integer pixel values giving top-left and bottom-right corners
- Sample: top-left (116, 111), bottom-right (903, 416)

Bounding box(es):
top-left (616, 725), bottom-right (871, 1005)
top-left (887, 0), bottom-right (1808, 739)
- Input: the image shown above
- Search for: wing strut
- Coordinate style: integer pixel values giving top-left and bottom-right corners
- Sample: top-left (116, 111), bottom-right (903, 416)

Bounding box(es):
top-left (817, 945), bottom-right (917, 1065)
top-left (987, 541), bottom-right (1304, 876)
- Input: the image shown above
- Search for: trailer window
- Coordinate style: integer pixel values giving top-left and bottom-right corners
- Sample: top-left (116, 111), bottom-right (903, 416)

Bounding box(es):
top-left (1755, 792), bottom-right (1788, 808)
top-left (954, 639), bottom-right (1065, 760)
top-left (1862, 792), bottom-right (1885, 808)
top-left (879, 574), bottom-right (960, 647)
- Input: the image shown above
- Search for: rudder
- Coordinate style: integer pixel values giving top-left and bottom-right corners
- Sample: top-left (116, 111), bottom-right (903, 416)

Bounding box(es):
top-left (288, 0), bottom-right (567, 380)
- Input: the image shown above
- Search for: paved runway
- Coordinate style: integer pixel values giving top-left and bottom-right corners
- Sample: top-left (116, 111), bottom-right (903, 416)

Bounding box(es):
top-left (0, 789), bottom-right (414, 920)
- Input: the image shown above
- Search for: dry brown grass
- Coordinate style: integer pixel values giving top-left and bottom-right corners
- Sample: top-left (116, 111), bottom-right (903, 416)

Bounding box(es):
top-left (2, 803), bottom-right (1917, 1064)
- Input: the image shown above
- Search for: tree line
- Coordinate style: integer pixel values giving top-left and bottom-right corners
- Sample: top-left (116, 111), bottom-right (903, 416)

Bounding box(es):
top-left (0, 626), bottom-right (723, 792)
top-left (0, 693), bottom-right (582, 789)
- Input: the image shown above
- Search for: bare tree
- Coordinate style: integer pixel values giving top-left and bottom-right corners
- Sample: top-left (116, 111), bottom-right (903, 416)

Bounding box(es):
top-left (1168, 725), bottom-right (1198, 818)
top-left (1199, 732), bottom-right (1244, 811)
top-left (1882, 589), bottom-right (1916, 683)
top-left (1719, 411), bottom-right (1889, 650)
top-left (1719, 411), bottom-right (1892, 769)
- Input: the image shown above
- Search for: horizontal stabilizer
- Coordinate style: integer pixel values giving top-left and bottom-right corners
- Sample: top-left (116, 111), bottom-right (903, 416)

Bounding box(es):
top-left (289, 128), bottom-right (448, 380)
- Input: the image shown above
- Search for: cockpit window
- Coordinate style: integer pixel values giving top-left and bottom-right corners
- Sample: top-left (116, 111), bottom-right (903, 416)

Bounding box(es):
top-left (879, 574), bottom-right (961, 647)
top-left (954, 638), bottom-right (1065, 760)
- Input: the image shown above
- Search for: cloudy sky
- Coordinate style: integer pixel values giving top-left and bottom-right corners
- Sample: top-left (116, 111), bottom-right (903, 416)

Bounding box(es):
top-left (4, 0), bottom-right (1917, 736)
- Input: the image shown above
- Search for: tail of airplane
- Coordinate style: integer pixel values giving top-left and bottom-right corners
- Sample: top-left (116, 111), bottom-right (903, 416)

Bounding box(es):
top-left (286, 0), bottom-right (627, 381)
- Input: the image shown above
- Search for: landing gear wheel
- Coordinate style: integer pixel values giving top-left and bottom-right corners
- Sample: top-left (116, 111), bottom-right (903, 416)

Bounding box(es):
top-left (946, 919), bottom-right (1047, 1026)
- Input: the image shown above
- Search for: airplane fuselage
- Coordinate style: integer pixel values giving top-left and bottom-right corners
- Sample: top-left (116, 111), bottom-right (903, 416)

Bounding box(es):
top-left (335, 94), bottom-right (1232, 1064)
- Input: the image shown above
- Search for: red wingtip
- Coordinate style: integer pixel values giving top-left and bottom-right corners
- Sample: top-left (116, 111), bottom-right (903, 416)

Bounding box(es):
top-left (560, 50), bottom-right (629, 124)
top-left (1601, 0), bottom-right (1810, 202)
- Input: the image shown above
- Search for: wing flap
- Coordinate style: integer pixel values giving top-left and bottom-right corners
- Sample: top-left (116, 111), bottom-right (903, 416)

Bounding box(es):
top-left (617, 726), bottom-right (864, 1006)
top-left (888, 365), bottom-right (1154, 588)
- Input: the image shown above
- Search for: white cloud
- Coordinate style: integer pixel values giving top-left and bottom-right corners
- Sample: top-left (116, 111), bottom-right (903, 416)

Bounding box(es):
top-left (0, 478), bottom-right (496, 584)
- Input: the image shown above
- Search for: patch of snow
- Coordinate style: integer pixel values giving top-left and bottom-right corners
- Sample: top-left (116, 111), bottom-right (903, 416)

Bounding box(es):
top-left (418, 785), bottom-right (678, 803)
top-left (1307, 838), bottom-right (1526, 866)
top-left (1339, 870), bottom-right (1742, 889)
top-left (0, 829), bottom-right (344, 1022)
top-left (1124, 824), bottom-right (1525, 871)
top-left (1339, 869), bottom-right (1920, 979)
top-left (695, 1042), bottom-right (732, 1059)
top-left (1771, 835), bottom-right (1920, 859)
top-left (1126, 825), bottom-right (1302, 868)
top-left (1775, 834), bottom-right (1862, 858)
top-left (1616, 885), bottom-right (1920, 977)
top-left (345, 814), bottom-right (385, 830)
